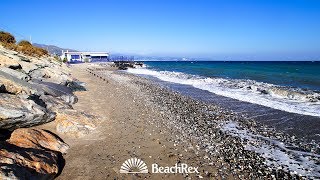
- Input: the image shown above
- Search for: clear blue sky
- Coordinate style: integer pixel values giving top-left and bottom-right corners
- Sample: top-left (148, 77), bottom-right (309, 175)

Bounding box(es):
top-left (1, 0), bottom-right (320, 60)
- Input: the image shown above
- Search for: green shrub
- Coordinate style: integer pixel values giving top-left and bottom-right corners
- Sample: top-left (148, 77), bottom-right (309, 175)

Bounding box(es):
top-left (63, 56), bottom-right (68, 63)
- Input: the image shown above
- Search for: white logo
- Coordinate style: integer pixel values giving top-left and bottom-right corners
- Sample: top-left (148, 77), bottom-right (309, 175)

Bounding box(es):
top-left (120, 157), bottom-right (199, 174)
top-left (120, 158), bottom-right (148, 173)
top-left (152, 163), bottom-right (199, 174)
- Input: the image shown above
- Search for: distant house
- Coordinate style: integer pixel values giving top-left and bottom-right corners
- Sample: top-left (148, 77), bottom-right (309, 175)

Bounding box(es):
top-left (61, 50), bottom-right (110, 63)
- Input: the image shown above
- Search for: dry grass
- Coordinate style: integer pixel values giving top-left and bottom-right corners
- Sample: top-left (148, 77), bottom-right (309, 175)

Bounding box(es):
top-left (0, 31), bottom-right (48, 57)
top-left (0, 31), bottom-right (16, 44)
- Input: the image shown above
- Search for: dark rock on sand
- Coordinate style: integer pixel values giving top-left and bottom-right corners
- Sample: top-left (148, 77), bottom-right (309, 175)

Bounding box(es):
top-left (40, 95), bottom-right (73, 112)
top-left (66, 80), bottom-right (86, 92)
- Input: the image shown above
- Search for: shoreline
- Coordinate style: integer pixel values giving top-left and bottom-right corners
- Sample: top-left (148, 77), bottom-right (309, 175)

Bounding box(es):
top-left (143, 75), bottom-right (320, 143)
top-left (53, 63), bottom-right (319, 179)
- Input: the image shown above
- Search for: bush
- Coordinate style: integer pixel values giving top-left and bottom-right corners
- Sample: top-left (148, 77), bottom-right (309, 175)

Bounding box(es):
top-left (2, 42), bottom-right (17, 50)
top-left (0, 31), bottom-right (48, 57)
top-left (16, 40), bottom-right (48, 57)
top-left (37, 48), bottom-right (48, 56)
top-left (53, 55), bottom-right (61, 61)
top-left (0, 31), bottom-right (16, 44)
top-left (17, 40), bottom-right (32, 47)
top-left (63, 56), bottom-right (68, 63)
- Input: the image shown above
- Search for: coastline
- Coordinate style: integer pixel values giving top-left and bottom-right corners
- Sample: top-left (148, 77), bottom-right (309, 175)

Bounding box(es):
top-left (51, 63), bottom-right (319, 179)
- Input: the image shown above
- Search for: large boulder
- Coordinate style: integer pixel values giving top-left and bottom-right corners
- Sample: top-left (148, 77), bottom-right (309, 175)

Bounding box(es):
top-left (55, 110), bottom-right (97, 137)
top-left (8, 128), bottom-right (69, 154)
top-left (0, 71), bottom-right (36, 95)
top-left (31, 80), bottom-right (78, 104)
top-left (40, 95), bottom-right (72, 112)
top-left (29, 66), bottom-right (72, 85)
top-left (0, 71), bottom-right (78, 105)
top-left (0, 94), bottom-right (56, 130)
top-left (0, 128), bottom-right (68, 180)
top-left (0, 142), bottom-right (59, 180)
top-left (0, 67), bottom-right (30, 81)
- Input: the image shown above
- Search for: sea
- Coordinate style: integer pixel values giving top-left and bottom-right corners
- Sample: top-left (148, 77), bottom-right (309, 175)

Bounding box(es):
top-left (125, 61), bottom-right (320, 177)
top-left (126, 61), bottom-right (320, 140)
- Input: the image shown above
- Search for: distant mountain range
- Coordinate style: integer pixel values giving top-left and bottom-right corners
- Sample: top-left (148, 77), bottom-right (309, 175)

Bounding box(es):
top-left (32, 43), bottom-right (201, 61)
top-left (33, 43), bottom-right (77, 56)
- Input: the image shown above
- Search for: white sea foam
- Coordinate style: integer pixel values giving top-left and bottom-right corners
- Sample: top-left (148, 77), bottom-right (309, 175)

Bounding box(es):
top-left (126, 68), bottom-right (320, 117)
top-left (221, 122), bottom-right (320, 178)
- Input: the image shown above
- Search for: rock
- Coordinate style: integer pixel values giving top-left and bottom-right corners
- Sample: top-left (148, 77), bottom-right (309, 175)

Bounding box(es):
top-left (260, 90), bottom-right (268, 94)
top-left (257, 88), bottom-right (268, 94)
top-left (0, 67), bottom-right (30, 81)
top-left (0, 45), bottom-right (17, 56)
top-left (19, 60), bottom-right (39, 74)
top-left (8, 128), bottom-right (69, 154)
top-left (0, 54), bottom-right (21, 69)
top-left (28, 68), bottom-right (49, 79)
top-left (29, 66), bottom-right (72, 85)
top-left (0, 128), bottom-right (67, 179)
top-left (31, 80), bottom-right (78, 104)
top-left (0, 71), bottom-right (36, 94)
top-left (31, 58), bottom-right (50, 67)
top-left (0, 71), bottom-right (78, 104)
top-left (0, 82), bottom-right (5, 92)
top-left (0, 94), bottom-right (56, 130)
top-left (55, 110), bottom-right (97, 137)
top-left (40, 95), bottom-right (72, 112)
top-left (0, 142), bottom-right (60, 180)
top-left (66, 80), bottom-right (86, 91)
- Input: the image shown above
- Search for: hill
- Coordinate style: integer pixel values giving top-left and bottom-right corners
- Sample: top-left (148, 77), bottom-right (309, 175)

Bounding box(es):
top-left (33, 43), bottom-right (77, 55)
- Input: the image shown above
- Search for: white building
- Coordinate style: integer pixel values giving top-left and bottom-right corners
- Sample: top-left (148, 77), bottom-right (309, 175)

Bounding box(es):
top-left (61, 50), bottom-right (110, 63)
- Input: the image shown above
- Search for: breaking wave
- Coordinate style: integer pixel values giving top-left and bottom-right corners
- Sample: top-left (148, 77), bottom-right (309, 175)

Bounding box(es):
top-left (126, 68), bottom-right (320, 117)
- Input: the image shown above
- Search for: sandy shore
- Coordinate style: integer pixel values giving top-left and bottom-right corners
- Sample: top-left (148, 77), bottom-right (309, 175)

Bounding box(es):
top-left (39, 63), bottom-right (318, 179)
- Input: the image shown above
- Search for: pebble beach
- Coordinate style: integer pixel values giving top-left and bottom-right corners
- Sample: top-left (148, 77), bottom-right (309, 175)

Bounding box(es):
top-left (54, 63), bottom-right (319, 179)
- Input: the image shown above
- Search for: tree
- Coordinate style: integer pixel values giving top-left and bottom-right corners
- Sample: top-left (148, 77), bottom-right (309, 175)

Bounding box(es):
top-left (63, 56), bottom-right (68, 63)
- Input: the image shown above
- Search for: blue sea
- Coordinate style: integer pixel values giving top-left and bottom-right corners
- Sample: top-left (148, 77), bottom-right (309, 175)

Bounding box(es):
top-left (143, 61), bottom-right (320, 91)
top-left (127, 61), bottom-right (320, 117)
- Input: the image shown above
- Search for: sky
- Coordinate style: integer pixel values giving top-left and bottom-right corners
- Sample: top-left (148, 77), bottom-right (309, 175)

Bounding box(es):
top-left (1, 0), bottom-right (320, 60)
